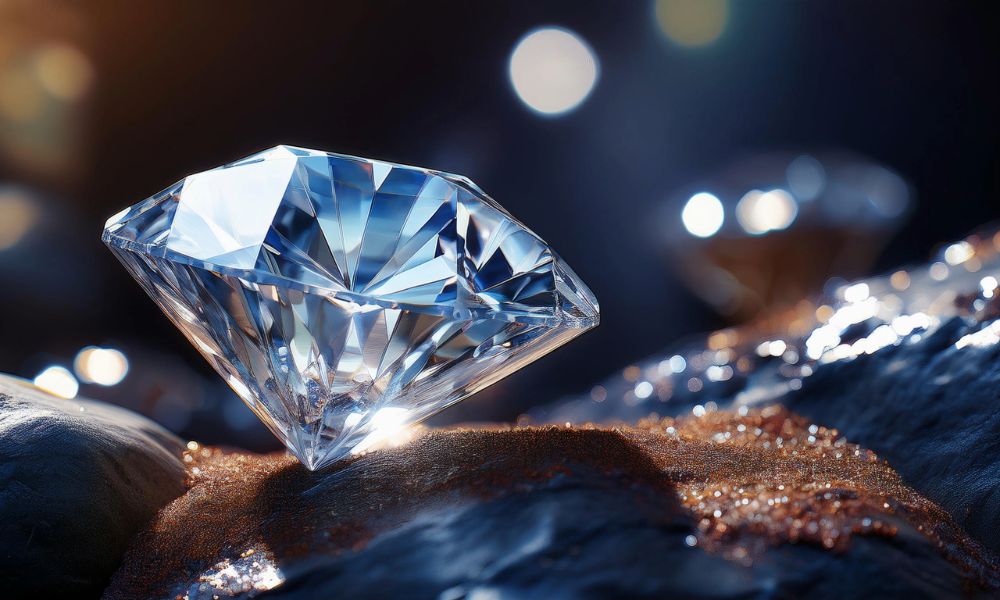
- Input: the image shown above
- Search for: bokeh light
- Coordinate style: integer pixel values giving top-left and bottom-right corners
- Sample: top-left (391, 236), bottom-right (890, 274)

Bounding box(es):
top-left (0, 59), bottom-right (45, 122)
top-left (664, 150), bottom-right (913, 322)
top-left (509, 27), bottom-right (598, 116)
top-left (33, 43), bottom-right (93, 102)
top-left (33, 365), bottom-right (79, 399)
top-left (929, 262), bottom-right (949, 281)
top-left (654, 0), bottom-right (729, 48)
top-left (861, 167), bottom-right (909, 218)
top-left (0, 15), bottom-right (94, 177)
top-left (0, 187), bottom-right (39, 250)
top-left (943, 241), bottom-right (974, 266)
top-left (786, 155), bottom-right (826, 201)
top-left (735, 189), bottom-right (798, 235)
top-left (74, 346), bottom-right (129, 386)
top-left (634, 380), bottom-right (654, 399)
top-left (681, 192), bottom-right (725, 238)
top-left (981, 276), bottom-right (998, 299)
top-left (890, 270), bottom-right (911, 291)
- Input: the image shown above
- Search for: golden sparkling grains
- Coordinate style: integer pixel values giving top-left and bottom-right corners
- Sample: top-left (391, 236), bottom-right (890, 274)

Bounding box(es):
top-left (635, 406), bottom-right (897, 562)
top-left (631, 406), bottom-right (994, 576)
top-left (107, 408), bottom-right (997, 598)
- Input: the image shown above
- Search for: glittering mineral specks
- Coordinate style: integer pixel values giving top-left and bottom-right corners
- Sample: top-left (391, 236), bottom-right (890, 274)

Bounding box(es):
top-left (638, 406), bottom-right (903, 563)
top-left (108, 408), bottom-right (998, 598)
top-left (632, 406), bottom-right (997, 580)
top-left (565, 229), bottom-right (1000, 415)
top-left (954, 320), bottom-right (1000, 350)
top-left (181, 546), bottom-right (284, 599)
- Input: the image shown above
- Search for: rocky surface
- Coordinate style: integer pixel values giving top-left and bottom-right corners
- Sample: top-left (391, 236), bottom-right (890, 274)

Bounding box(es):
top-left (104, 407), bottom-right (997, 599)
top-left (0, 376), bottom-right (187, 598)
top-left (6, 231), bottom-right (1000, 598)
top-left (537, 230), bottom-right (1000, 557)
top-left (786, 317), bottom-right (1000, 556)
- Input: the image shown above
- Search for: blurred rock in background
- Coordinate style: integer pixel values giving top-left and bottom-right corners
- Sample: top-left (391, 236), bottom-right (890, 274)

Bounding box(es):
top-left (665, 150), bottom-right (911, 321)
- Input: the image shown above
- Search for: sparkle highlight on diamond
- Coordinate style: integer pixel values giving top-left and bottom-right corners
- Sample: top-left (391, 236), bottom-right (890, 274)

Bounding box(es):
top-left (103, 145), bottom-right (599, 470)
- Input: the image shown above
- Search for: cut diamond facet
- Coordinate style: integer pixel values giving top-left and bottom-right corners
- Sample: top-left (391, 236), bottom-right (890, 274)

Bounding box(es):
top-left (103, 146), bottom-right (598, 470)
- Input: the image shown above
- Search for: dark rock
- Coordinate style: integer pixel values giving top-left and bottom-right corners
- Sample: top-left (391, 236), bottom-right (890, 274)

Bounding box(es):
top-left (0, 375), bottom-right (187, 598)
top-left (15, 231), bottom-right (1000, 599)
top-left (105, 408), bottom-right (998, 599)
top-left (537, 231), bottom-right (1000, 557)
top-left (785, 316), bottom-right (1000, 555)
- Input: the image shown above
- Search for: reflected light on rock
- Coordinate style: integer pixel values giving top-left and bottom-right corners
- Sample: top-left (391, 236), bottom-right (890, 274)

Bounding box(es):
top-left (548, 227), bottom-right (1000, 433)
top-left (352, 407), bottom-right (413, 454)
top-left (955, 321), bottom-right (1000, 350)
top-left (786, 155), bottom-right (826, 201)
top-left (0, 188), bottom-right (39, 250)
top-left (681, 192), bottom-right (725, 238)
top-left (33, 366), bottom-right (79, 399)
top-left (735, 189), bottom-right (797, 235)
top-left (842, 282), bottom-right (870, 304)
top-left (509, 27), bottom-right (598, 116)
top-left (187, 546), bottom-right (285, 597)
top-left (74, 346), bottom-right (129, 386)
top-left (654, 0), bottom-right (729, 48)
top-left (943, 241), bottom-right (974, 266)
top-left (980, 276), bottom-right (998, 299)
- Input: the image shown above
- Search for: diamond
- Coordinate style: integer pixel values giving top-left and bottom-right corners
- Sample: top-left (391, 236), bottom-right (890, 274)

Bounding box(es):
top-left (102, 146), bottom-right (599, 469)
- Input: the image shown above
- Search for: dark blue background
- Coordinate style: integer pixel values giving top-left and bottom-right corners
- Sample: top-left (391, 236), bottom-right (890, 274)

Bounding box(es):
top-left (1, 1), bottom-right (998, 441)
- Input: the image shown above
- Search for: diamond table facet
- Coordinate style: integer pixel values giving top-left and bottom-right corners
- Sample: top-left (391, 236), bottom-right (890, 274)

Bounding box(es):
top-left (102, 146), bottom-right (599, 470)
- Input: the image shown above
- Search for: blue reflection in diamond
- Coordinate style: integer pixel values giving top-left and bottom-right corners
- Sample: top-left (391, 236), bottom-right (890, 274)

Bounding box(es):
top-left (103, 146), bottom-right (598, 469)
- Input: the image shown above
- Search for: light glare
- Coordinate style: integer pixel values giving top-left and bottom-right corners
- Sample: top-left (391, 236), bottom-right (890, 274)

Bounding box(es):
top-left (843, 283), bottom-right (870, 304)
top-left (735, 189), bottom-right (797, 235)
top-left (943, 241), bottom-right (974, 266)
top-left (509, 28), bottom-right (598, 116)
top-left (74, 346), bottom-right (129, 386)
top-left (33, 366), bottom-right (79, 399)
top-left (681, 192), bottom-right (725, 238)
top-left (634, 381), bottom-right (654, 399)
top-left (980, 276), bottom-right (998, 298)
top-left (352, 407), bottom-right (412, 454)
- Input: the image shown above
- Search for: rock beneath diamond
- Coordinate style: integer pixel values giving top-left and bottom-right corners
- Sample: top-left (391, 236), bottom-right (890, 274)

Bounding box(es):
top-left (102, 146), bottom-right (598, 470)
top-left (0, 375), bottom-right (187, 598)
top-left (105, 407), bottom-right (997, 599)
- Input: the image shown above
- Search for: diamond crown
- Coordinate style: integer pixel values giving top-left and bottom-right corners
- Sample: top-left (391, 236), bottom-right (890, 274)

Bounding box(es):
top-left (103, 145), bottom-right (598, 469)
